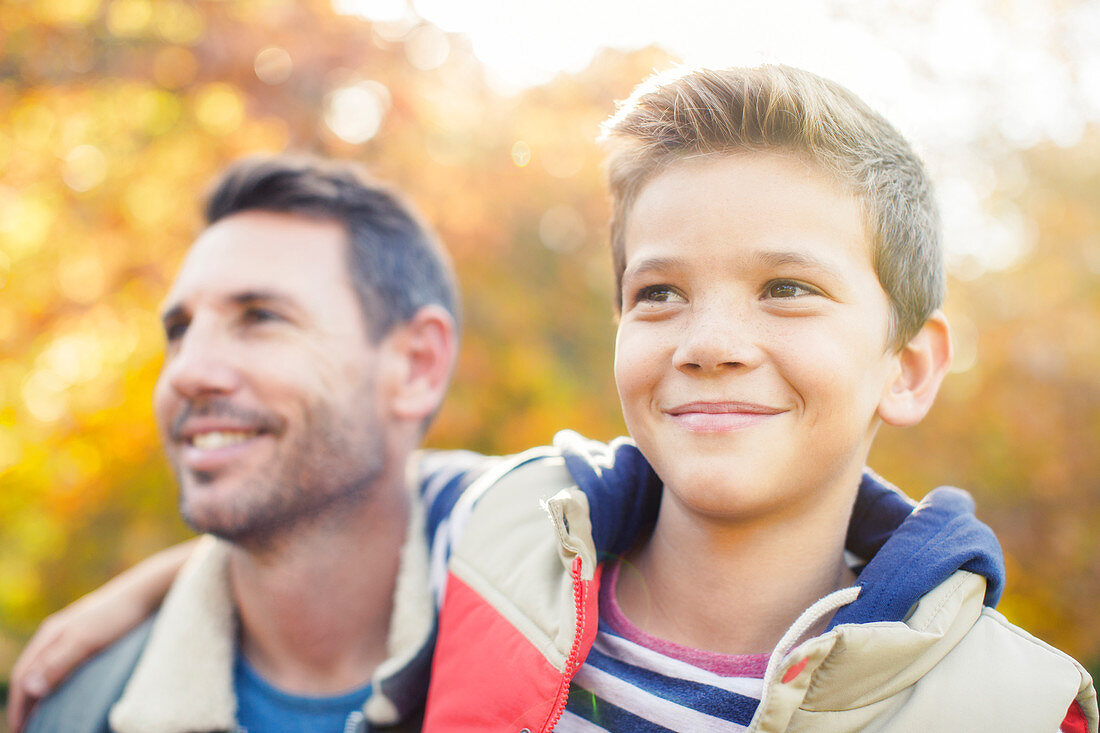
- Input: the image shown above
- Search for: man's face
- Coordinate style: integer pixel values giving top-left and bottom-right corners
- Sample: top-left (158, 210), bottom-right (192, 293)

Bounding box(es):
top-left (153, 211), bottom-right (387, 546)
top-left (614, 152), bottom-right (901, 524)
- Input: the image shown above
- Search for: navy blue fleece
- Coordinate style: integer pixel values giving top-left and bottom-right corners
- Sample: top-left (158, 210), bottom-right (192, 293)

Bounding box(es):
top-left (829, 474), bottom-right (1005, 628)
top-left (554, 431), bottom-right (663, 557)
top-left (552, 431), bottom-right (1005, 628)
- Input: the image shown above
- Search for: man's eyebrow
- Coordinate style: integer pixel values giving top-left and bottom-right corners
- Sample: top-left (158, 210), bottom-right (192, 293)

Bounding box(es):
top-left (229, 290), bottom-right (298, 309)
top-left (160, 303), bottom-right (186, 327)
top-left (159, 291), bottom-right (300, 326)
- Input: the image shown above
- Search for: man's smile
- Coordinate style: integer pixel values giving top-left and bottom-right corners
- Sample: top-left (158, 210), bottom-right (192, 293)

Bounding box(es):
top-left (169, 403), bottom-right (285, 475)
top-left (189, 429), bottom-right (262, 450)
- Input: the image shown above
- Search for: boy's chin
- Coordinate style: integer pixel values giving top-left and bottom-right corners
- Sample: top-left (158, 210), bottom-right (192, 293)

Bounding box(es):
top-left (658, 472), bottom-right (790, 522)
top-left (655, 463), bottom-right (860, 527)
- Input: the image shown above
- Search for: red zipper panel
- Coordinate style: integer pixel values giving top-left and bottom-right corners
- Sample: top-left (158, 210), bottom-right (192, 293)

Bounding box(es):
top-left (541, 555), bottom-right (589, 731)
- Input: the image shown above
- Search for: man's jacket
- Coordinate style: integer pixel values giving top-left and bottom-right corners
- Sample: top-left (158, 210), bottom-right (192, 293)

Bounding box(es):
top-left (421, 431), bottom-right (1098, 732)
top-left (20, 448), bottom-right (489, 733)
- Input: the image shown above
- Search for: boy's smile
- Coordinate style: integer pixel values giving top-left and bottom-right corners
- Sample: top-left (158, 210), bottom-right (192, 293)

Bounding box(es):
top-left (664, 400), bottom-right (787, 432)
top-left (615, 152), bottom-right (902, 522)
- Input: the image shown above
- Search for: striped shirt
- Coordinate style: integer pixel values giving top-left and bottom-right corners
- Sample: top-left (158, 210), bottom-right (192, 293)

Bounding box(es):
top-left (557, 563), bottom-right (767, 732)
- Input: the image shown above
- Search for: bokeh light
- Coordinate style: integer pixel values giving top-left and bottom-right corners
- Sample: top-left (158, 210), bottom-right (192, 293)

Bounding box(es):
top-left (511, 140), bottom-right (531, 167)
top-left (324, 81), bottom-right (389, 144)
top-left (56, 250), bottom-right (108, 304)
top-left (153, 1), bottom-right (204, 45)
top-left (35, 0), bottom-right (101, 26)
top-left (254, 47), bottom-right (294, 85)
top-left (106, 0), bottom-right (152, 37)
top-left (194, 83), bottom-right (245, 136)
top-left (539, 205), bottom-right (586, 253)
top-left (22, 369), bottom-right (69, 425)
top-left (404, 23), bottom-right (450, 70)
top-left (62, 144), bottom-right (108, 192)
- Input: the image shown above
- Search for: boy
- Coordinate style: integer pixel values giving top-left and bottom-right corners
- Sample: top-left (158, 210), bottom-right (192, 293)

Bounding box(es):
top-left (420, 65), bottom-right (1096, 730)
top-left (11, 66), bottom-right (1097, 732)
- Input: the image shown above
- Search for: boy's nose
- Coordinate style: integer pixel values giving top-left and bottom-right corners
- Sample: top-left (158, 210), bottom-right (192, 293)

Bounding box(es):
top-left (673, 307), bottom-right (763, 373)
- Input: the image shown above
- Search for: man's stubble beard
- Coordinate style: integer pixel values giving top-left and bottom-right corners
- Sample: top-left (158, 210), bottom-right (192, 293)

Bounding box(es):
top-left (175, 386), bottom-right (386, 552)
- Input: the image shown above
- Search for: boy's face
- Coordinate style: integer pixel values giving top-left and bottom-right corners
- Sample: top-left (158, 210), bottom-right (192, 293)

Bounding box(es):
top-left (615, 152), bottom-right (901, 521)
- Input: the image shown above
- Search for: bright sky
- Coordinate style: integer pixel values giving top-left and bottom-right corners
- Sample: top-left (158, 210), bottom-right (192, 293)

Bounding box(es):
top-left (334, 0), bottom-right (1100, 279)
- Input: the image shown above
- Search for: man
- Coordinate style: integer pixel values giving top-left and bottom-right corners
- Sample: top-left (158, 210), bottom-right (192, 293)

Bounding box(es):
top-left (22, 154), bottom-right (465, 733)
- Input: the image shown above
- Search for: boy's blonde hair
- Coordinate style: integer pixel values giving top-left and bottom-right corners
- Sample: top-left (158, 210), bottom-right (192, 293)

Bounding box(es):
top-left (601, 65), bottom-right (943, 348)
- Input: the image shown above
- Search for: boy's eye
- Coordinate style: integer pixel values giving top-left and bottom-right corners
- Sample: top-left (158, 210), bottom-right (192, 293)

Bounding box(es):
top-left (635, 285), bottom-right (686, 304)
top-left (764, 280), bottom-right (817, 299)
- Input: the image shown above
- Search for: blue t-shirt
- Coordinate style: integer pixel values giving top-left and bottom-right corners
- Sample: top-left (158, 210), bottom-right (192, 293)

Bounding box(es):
top-left (233, 652), bottom-right (372, 733)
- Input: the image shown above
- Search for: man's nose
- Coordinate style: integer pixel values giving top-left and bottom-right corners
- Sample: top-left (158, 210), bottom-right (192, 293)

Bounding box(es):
top-left (673, 303), bottom-right (763, 374)
top-left (162, 320), bottom-right (242, 398)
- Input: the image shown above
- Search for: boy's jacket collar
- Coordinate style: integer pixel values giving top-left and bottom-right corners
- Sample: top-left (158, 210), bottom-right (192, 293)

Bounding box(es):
top-left (552, 429), bottom-right (1006, 626)
top-left (831, 472), bottom-right (1004, 626)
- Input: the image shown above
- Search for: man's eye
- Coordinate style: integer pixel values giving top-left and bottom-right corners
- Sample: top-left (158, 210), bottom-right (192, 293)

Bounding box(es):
top-left (635, 285), bottom-right (685, 304)
top-left (242, 307), bottom-right (281, 324)
top-left (163, 321), bottom-right (187, 341)
top-left (764, 280), bottom-right (816, 299)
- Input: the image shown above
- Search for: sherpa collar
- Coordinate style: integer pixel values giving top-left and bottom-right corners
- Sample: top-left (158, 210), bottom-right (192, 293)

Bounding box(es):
top-left (109, 472), bottom-right (436, 733)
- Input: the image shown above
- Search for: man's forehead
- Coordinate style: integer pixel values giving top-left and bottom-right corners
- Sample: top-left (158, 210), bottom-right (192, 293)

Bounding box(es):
top-left (162, 211), bottom-right (350, 310)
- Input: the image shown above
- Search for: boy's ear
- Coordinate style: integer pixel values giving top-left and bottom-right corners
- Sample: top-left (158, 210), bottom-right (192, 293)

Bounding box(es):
top-left (877, 310), bottom-right (952, 427)
top-left (382, 305), bottom-right (457, 423)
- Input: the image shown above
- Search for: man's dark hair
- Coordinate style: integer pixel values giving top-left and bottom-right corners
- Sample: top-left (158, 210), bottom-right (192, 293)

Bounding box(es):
top-left (204, 154), bottom-right (459, 340)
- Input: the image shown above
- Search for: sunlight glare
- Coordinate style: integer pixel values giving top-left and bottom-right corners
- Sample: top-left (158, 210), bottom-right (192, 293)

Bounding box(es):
top-left (333, 0), bottom-right (410, 23)
top-left (328, 0), bottom-right (1094, 278)
top-left (405, 24), bottom-right (450, 70)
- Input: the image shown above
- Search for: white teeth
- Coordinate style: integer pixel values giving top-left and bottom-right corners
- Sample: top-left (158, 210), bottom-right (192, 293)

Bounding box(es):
top-left (190, 430), bottom-right (257, 450)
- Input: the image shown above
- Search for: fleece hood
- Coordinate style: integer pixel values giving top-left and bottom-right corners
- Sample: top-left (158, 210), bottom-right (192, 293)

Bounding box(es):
top-left (552, 430), bottom-right (1006, 626)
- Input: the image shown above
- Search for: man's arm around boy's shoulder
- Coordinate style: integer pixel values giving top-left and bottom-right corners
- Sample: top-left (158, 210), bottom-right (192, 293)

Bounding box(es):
top-left (22, 618), bottom-right (154, 733)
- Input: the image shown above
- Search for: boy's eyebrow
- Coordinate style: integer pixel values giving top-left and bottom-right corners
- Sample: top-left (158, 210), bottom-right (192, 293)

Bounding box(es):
top-left (753, 250), bottom-right (844, 279)
top-left (624, 251), bottom-right (846, 281)
top-left (622, 256), bottom-right (682, 281)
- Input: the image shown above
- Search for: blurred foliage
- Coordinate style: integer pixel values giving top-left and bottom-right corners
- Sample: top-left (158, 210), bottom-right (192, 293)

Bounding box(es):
top-left (0, 0), bottom-right (653, 662)
top-left (0, 0), bottom-right (1096, 693)
top-left (873, 131), bottom-right (1100, 661)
